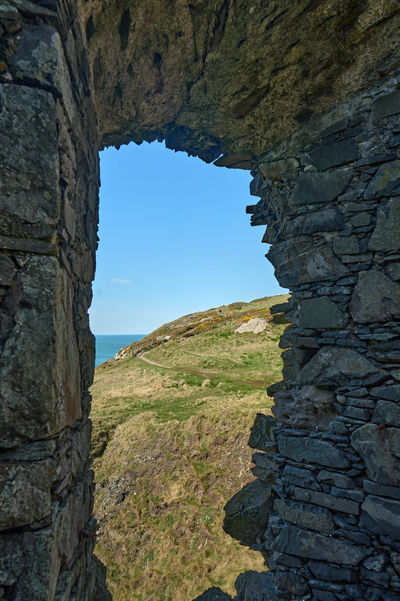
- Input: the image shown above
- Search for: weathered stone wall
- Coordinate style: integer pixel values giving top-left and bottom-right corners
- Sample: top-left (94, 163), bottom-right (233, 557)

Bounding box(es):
top-left (0, 1), bottom-right (99, 599)
top-left (1, 0), bottom-right (400, 600)
top-left (80, 0), bottom-right (400, 160)
top-left (223, 78), bottom-right (400, 600)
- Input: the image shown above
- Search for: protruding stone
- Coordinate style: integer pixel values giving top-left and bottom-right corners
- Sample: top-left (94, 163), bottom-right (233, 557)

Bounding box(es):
top-left (350, 269), bottom-right (400, 323)
top-left (192, 588), bottom-right (232, 601)
top-left (385, 262), bottom-right (400, 281)
top-left (291, 171), bottom-right (351, 204)
top-left (274, 498), bottom-right (334, 533)
top-left (0, 459), bottom-right (54, 530)
top-left (309, 560), bottom-right (357, 583)
top-left (298, 296), bottom-right (347, 329)
top-left (268, 238), bottom-right (348, 288)
top-left (0, 476), bottom-right (93, 600)
top-left (310, 140), bottom-right (360, 170)
top-left (298, 347), bottom-right (383, 387)
top-left (223, 479), bottom-right (273, 548)
top-left (259, 158), bottom-right (299, 180)
top-left (248, 414), bottom-right (277, 451)
top-left (273, 571), bottom-right (309, 597)
top-left (372, 385), bottom-right (400, 403)
top-left (361, 495), bottom-right (400, 539)
top-left (364, 480), bottom-right (400, 501)
top-left (0, 257), bottom-right (81, 447)
top-left (277, 434), bottom-right (349, 468)
top-left (7, 0), bottom-right (56, 17)
top-left (282, 347), bottom-right (315, 383)
top-left (369, 197), bottom-right (400, 251)
top-left (317, 470), bottom-right (355, 489)
top-left (273, 385), bottom-right (336, 430)
top-left (333, 235), bottom-right (359, 255)
top-left (0, 84), bottom-right (59, 228)
top-left (235, 571), bottom-right (279, 601)
top-left (272, 524), bottom-right (368, 565)
top-left (364, 160), bottom-right (400, 199)
top-left (213, 153), bottom-right (253, 169)
top-left (351, 424), bottom-right (400, 486)
top-left (373, 90), bottom-right (400, 121)
top-left (286, 484), bottom-right (360, 514)
top-left (282, 465), bottom-right (321, 491)
top-left (11, 25), bottom-right (63, 90)
top-left (284, 206), bottom-right (344, 237)
top-left (0, 255), bottom-right (15, 286)
top-left (94, 556), bottom-right (113, 601)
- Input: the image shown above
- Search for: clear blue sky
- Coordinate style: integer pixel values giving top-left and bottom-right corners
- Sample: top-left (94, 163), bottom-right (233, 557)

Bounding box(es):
top-left (89, 141), bottom-right (286, 335)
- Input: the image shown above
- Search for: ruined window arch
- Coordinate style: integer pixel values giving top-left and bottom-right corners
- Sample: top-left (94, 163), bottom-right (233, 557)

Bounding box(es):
top-left (1, 1), bottom-right (400, 599)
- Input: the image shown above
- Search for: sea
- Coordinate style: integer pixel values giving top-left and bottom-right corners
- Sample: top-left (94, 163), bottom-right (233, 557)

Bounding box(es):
top-left (94, 334), bottom-right (145, 367)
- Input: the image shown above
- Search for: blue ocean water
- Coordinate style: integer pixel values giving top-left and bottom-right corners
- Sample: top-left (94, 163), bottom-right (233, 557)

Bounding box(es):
top-left (95, 335), bottom-right (145, 367)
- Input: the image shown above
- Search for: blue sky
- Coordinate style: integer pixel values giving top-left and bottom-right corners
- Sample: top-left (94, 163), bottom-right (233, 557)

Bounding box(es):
top-left (89, 141), bottom-right (286, 335)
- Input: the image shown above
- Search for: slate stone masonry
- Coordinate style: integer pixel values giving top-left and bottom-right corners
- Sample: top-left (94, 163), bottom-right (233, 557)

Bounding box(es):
top-left (0, 1), bottom-right (99, 599)
top-left (1, 1), bottom-right (400, 600)
top-left (235, 78), bottom-right (400, 600)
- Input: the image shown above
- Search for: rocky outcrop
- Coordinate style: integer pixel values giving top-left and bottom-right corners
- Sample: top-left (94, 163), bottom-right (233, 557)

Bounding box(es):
top-left (235, 317), bottom-right (267, 334)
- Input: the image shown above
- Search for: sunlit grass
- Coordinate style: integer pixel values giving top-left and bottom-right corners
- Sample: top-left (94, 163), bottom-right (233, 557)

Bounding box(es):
top-left (90, 295), bottom-right (288, 600)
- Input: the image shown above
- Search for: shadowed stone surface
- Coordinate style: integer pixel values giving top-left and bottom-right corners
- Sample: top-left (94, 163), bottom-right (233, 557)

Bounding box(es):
top-left (351, 424), bottom-right (400, 486)
top-left (272, 524), bottom-right (368, 566)
top-left (235, 571), bottom-right (278, 601)
top-left (298, 347), bottom-right (383, 387)
top-left (80, 0), bottom-right (400, 158)
top-left (223, 479), bottom-right (273, 548)
top-left (298, 296), bottom-right (348, 329)
top-left (272, 386), bottom-right (337, 430)
top-left (268, 239), bottom-right (349, 288)
top-left (369, 197), bottom-right (400, 251)
top-left (291, 171), bottom-right (351, 205)
top-left (193, 588), bottom-right (232, 601)
top-left (277, 434), bottom-right (349, 469)
top-left (361, 495), bottom-right (400, 539)
top-left (350, 268), bottom-right (400, 323)
top-left (274, 498), bottom-right (334, 534)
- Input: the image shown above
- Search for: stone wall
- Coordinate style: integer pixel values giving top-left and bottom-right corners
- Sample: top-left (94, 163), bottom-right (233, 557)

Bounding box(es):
top-left (222, 78), bottom-right (400, 600)
top-left (0, 1), bottom-right (99, 599)
top-left (1, 1), bottom-right (400, 600)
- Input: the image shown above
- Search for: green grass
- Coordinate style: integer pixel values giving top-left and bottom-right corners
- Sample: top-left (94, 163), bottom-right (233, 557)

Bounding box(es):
top-left (90, 294), bottom-right (288, 601)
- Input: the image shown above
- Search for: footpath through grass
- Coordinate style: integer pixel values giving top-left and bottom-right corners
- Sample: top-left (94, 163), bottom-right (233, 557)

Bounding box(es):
top-left (90, 295), bottom-right (287, 601)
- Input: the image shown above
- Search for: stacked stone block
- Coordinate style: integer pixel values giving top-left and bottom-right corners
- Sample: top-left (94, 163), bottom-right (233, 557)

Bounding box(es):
top-left (0, 1), bottom-right (99, 599)
top-left (235, 78), bottom-right (400, 600)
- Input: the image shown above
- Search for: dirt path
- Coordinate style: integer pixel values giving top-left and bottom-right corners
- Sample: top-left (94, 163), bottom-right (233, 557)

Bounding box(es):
top-left (137, 352), bottom-right (173, 370)
top-left (137, 352), bottom-right (218, 378)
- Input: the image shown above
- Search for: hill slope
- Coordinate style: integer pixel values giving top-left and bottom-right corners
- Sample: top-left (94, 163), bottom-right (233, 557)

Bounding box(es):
top-left (90, 295), bottom-right (288, 601)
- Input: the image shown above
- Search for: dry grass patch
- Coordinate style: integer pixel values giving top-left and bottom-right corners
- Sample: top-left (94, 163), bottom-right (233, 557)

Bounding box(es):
top-left (90, 295), bottom-right (288, 600)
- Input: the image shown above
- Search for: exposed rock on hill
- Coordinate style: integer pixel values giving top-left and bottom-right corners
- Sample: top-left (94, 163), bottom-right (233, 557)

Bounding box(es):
top-left (235, 318), bottom-right (267, 334)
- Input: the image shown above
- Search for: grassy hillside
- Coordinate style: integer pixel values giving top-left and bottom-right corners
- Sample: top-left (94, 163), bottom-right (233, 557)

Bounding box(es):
top-left (90, 295), bottom-right (288, 601)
